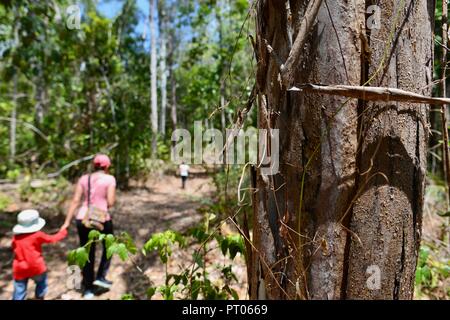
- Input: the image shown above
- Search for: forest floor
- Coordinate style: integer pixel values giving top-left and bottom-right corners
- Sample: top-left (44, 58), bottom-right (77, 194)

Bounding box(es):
top-left (0, 169), bottom-right (248, 300)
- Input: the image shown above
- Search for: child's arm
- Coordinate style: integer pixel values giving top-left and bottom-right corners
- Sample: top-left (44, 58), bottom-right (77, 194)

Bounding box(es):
top-left (38, 229), bottom-right (68, 244)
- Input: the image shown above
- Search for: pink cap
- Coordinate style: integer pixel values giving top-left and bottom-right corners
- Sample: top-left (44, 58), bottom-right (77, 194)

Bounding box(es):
top-left (93, 154), bottom-right (111, 169)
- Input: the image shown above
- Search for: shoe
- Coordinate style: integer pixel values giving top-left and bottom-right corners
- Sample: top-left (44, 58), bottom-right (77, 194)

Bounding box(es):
top-left (83, 290), bottom-right (94, 300)
top-left (94, 278), bottom-right (113, 289)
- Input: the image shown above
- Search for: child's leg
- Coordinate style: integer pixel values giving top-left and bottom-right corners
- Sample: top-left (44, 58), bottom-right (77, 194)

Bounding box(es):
top-left (33, 273), bottom-right (48, 299)
top-left (97, 220), bottom-right (114, 280)
top-left (76, 220), bottom-right (96, 291)
top-left (12, 278), bottom-right (28, 300)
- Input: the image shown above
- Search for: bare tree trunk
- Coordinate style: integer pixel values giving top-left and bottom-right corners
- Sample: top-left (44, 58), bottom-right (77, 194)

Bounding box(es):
top-left (220, 90), bottom-right (226, 131)
top-left (34, 67), bottom-right (46, 126)
top-left (150, 0), bottom-right (158, 157)
top-left (9, 5), bottom-right (20, 165)
top-left (160, 16), bottom-right (168, 137)
top-left (88, 89), bottom-right (96, 150)
top-left (217, 0), bottom-right (227, 132)
top-left (10, 72), bottom-right (17, 164)
top-left (34, 15), bottom-right (49, 129)
top-left (251, 0), bottom-right (433, 300)
top-left (168, 5), bottom-right (178, 152)
top-left (170, 66), bottom-right (177, 131)
top-left (170, 70), bottom-right (178, 159)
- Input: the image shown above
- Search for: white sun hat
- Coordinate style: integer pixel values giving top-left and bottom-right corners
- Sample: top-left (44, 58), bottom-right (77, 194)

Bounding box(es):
top-left (13, 209), bottom-right (46, 235)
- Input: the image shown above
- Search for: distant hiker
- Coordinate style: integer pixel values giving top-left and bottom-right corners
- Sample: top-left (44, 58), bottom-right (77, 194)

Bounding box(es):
top-left (179, 161), bottom-right (190, 189)
top-left (12, 209), bottom-right (67, 300)
top-left (62, 154), bottom-right (116, 299)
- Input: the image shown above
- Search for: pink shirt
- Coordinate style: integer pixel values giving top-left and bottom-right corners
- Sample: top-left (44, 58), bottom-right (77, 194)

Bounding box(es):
top-left (75, 172), bottom-right (116, 221)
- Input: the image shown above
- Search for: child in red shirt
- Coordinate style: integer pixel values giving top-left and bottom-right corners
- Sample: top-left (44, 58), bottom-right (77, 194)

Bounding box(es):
top-left (12, 209), bottom-right (67, 300)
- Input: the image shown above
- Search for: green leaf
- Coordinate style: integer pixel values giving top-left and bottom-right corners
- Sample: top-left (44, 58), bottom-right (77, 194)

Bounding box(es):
top-left (105, 234), bottom-right (115, 249)
top-left (107, 243), bottom-right (117, 259)
top-left (229, 243), bottom-right (239, 259)
top-left (191, 280), bottom-right (201, 300)
top-left (230, 288), bottom-right (239, 300)
top-left (193, 251), bottom-right (204, 268)
top-left (88, 230), bottom-right (100, 241)
top-left (67, 249), bottom-right (77, 265)
top-left (117, 243), bottom-right (129, 261)
top-left (121, 293), bottom-right (134, 300)
top-left (220, 238), bottom-right (228, 256)
top-left (121, 232), bottom-right (137, 254)
top-left (147, 287), bottom-right (157, 299)
top-left (75, 247), bottom-right (89, 268)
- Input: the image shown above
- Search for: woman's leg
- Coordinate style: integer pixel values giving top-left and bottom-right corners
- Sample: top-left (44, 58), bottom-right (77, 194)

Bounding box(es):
top-left (97, 220), bottom-right (114, 280)
top-left (76, 220), bottom-right (96, 291)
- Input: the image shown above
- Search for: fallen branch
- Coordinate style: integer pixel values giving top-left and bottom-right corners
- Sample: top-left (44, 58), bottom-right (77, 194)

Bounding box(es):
top-left (0, 117), bottom-right (49, 142)
top-left (47, 143), bottom-right (118, 178)
top-left (46, 155), bottom-right (95, 179)
top-left (288, 84), bottom-right (450, 105)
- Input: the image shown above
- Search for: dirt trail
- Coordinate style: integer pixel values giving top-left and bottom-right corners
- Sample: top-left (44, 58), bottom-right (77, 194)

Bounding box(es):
top-left (0, 171), bottom-right (248, 300)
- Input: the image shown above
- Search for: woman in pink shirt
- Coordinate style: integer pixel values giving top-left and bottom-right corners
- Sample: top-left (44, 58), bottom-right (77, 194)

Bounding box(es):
top-left (62, 154), bottom-right (116, 299)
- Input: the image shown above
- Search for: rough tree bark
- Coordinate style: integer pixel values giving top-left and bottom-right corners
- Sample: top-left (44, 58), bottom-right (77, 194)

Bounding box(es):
top-left (250, 0), bottom-right (434, 300)
top-left (346, 0), bottom-right (433, 300)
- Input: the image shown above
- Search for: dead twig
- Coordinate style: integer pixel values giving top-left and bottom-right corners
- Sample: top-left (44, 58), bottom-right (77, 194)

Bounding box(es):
top-left (280, 0), bottom-right (323, 86)
top-left (288, 83), bottom-right (450, 105)
top-left (47, 143), bottom-right (118, 178)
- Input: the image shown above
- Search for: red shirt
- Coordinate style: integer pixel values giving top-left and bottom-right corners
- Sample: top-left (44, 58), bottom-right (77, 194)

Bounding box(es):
top-left (12, 229), bottom-right (67, 280)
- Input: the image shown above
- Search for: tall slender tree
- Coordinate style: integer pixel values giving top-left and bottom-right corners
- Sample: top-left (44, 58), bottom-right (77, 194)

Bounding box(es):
top-left (150, 0), bottom-right (158, 156)
top-left (159, 1), bottom-right (168, 137)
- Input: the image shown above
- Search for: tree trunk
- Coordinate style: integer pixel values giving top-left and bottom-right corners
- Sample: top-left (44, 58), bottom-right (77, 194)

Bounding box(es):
top-left (10, 72), bottom-right (17, 165)
top-left (251, 0), bottom-right (433, 300)
top-left (220, 89), bottom-right (226, 132)
top-left (160, 14), bottom-right (168, 137)
top-left (170, 65), bottom-right (177, 131)
top-left (9, 5), bottom-right (20, 165)
top-left (217, 0), bottom-right (227, 132)
top-left (168, 7), bottom-right (178, 152)
top-left (346, 0), bottom-right (433, 300)
top-left (150, 0), bottom-right (158, 157)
